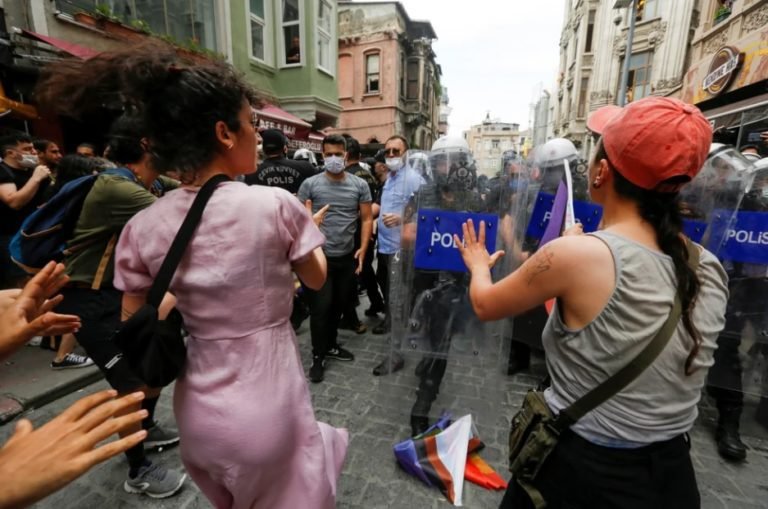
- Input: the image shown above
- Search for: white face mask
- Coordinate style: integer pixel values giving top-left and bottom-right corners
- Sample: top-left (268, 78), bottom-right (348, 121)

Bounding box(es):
top-left (324, 155), bottom-right (345, 174)
top-left (386, 157), bottom-right (403, 172)
top-left (762, 187), bottom-right (768, 199)
top-left (19, 154), bottom-right (39, 168)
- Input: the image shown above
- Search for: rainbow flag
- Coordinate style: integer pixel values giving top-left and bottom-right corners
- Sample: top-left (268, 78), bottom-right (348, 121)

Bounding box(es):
top-left (465, 452), bottom-right (508, 490)
top-left (394, 414), bottom-right (473, 506)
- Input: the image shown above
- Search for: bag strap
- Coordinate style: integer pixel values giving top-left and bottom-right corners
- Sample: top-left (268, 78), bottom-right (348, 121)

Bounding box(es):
top-left (553, 240), bottom-right (701, 431)
top-left (91, 234), bottom-right (118, 290)
top-left (146, 174), bottom-right (230, 308)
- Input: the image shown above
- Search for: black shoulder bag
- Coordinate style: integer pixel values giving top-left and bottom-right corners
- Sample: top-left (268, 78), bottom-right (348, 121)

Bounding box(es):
top-left (507, 241), bottom-right (701, 508)
top-left (113, 174), bottom-right (230, 388)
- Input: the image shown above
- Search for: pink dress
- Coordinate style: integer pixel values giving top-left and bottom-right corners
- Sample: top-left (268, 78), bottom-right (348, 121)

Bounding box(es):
top-left (114, 181), bottom-right (348, 509)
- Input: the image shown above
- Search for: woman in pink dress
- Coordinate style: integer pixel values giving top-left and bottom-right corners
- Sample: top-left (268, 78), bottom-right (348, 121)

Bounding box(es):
top-left (39, 44), bottom-right (347, 508)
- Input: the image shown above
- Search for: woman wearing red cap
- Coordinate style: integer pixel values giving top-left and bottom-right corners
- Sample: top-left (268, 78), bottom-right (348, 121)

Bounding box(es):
top-left (458, 97), bottom-right (728, 509)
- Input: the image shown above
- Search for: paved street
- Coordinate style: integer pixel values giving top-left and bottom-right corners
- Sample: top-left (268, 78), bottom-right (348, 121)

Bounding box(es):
top-left (3, 302), bottom-right (768, 509)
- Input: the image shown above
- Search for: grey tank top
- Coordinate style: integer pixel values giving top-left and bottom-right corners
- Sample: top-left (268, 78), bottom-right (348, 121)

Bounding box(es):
top-left (543, 231), bottom-right (728, 446)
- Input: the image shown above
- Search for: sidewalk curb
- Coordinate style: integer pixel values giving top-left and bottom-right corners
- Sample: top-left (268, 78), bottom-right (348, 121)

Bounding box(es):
top-left (0, 369), bottom-right (104, 425)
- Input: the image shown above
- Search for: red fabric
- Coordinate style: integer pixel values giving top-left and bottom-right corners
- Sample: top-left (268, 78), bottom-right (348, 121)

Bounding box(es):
top-left (586, 105), bottom-right (622, 136)
top-left (257, 104), bottom-right (312, 141)
top-left (464, 453), bottom-right (508, 490)
top-left (602, 97), bottom-right (712, 191)
top-left (21, 30), bottom-right (98, 60)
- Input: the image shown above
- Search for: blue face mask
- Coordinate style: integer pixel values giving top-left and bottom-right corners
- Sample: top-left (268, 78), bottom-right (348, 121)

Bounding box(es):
top-left (324, 156), bottom-right (345, 174)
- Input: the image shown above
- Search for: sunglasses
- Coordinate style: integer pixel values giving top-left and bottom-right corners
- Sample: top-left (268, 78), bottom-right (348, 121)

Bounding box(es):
top-left (384, 148), bottom-right (403, 156)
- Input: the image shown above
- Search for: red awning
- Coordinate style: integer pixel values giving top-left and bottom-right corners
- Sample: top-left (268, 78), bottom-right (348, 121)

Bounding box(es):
top-left (257, 104), bottom-right (312, 140)
top-left (20, 29), bottom-right (99, 60)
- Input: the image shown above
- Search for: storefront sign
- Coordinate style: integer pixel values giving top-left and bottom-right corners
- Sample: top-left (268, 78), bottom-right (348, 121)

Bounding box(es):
top-left (703, 46), bottom-right (744, 96)
top-left (287, 138), bottom-right (322, 153)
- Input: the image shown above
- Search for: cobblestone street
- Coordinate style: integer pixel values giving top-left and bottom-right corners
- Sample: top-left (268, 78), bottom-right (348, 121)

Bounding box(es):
top-left (3, 305), bottom-right (768, 509)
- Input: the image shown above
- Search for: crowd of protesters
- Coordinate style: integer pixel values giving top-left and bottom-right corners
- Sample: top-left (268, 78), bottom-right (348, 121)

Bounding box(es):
top-left (0, 41), bottom-right (765, 509)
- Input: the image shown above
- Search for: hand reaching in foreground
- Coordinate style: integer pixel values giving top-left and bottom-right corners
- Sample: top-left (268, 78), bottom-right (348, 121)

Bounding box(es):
top-left (455, 219), bottom-right (505, 274)
top-left (0, 262), bottom-right (80, 361)
top-left (562, 223), bottom-right (584, 236)
top-left (305, 200), bottom-right (330, 227)
top-left (0, 390), bottom-right (148, 509)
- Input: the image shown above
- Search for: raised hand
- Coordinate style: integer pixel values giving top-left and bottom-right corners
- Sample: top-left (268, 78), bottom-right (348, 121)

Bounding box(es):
top-left (305, 200), bottom-right (330, 227)
top-left (454, 219), bottom-right (505, 274)
top-left (0, 390), bottom-right (148, 509)
top-left (0, 262), bottom-right (81, 360)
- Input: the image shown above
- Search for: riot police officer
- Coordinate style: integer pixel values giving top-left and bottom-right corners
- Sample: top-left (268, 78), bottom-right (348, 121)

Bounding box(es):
top-left (503, 138), bottom-right (590, 373)
top-left (399, 136), bottom-right (484, 436)
top-left (704, 147), bottom-right (768, 461)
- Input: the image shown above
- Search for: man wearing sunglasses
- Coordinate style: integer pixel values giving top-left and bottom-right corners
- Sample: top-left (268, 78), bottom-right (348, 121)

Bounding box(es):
top-left (372, 135), bottom-right (425, 375)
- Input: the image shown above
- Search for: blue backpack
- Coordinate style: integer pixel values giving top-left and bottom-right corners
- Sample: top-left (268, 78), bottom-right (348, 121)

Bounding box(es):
top-left (10, 168), bottom-right (137, 274)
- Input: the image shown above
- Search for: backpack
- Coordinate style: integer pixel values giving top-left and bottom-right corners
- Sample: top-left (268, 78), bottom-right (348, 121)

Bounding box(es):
top-left (10, 167), bottom-right (137, 274)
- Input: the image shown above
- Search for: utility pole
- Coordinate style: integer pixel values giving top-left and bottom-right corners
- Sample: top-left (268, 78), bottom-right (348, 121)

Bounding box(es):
top-left (615, 0), bottom-right (638, 107)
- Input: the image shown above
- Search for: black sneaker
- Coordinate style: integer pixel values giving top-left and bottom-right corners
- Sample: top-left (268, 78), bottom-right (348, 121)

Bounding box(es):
top-left (144, 422), bottom-right (180, 450)
top-left (309, 356), bottom-right (325, 383)
top-left (51, 353), bottom-right (94, 370)
top-left (326, 346), bottom-right (354, 362)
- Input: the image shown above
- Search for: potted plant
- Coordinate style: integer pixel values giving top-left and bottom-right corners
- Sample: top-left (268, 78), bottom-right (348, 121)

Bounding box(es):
top-left (714, 1), bottom-right (732, 25)
top-left (73, 10), bottom-right (100, 28)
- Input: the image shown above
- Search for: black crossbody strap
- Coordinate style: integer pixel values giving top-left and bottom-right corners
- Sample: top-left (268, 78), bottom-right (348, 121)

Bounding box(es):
top-left (146, 174), bottom-right (230, 308)
top-left (553, 240), bottom-right (701, 431)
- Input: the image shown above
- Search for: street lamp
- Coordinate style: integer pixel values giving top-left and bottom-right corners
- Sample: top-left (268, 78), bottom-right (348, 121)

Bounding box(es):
top-left (614, 0), bottom-right (638, 107)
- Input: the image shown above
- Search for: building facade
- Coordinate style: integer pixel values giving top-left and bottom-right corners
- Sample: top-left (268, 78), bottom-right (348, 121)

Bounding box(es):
top-left (532, 89), bottom-right (554, 147)
top-left (681, 0), bottom-right (768, 151)
top-left (335, 1), bottom-right (441, 149)
top-left (438, 86), bottom-right (451, 137)
top-left (230, 0), bottom-right (341, 132)
top-left (464, 115), bottom-right (522, 178)
top-left (1, 0), bottom-right (340, 153)
top-left (552, 0), bottom-right (698, 155)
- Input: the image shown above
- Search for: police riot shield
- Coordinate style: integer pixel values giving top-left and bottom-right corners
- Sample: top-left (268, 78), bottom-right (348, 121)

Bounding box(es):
top-left (693, 148), bottom-right (768, 442)
top-left (407, 149), bottom-right (432, 183)
top-left (504, 139), bottom-right (602, 353)
top-left (376, 137), bottom-right (529, 503)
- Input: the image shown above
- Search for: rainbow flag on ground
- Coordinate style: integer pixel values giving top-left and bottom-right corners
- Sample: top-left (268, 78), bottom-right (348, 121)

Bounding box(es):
top-left (394, 414), bottom-right (507, 506)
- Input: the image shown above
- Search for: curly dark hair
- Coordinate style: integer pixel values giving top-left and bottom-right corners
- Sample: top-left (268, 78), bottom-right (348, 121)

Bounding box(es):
top-left (51, 155), bottom-right (112, 194)
top-left (105, 113), bottom-right (146, 166)
top-left (35, 41), bottom-right (260, 182)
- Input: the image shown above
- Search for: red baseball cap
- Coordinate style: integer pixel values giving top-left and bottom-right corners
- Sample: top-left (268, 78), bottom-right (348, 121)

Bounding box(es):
top-left (602, 97), bottom-right (712, 192)
top-left (587, 105), bottom-right (622, 135)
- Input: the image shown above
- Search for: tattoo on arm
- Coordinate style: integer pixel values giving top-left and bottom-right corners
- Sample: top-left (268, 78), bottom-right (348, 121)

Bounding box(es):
top-left (525, 245), bottom-right (554, 286)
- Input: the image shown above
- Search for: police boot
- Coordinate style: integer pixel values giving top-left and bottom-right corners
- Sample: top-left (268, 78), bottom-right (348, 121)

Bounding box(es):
top-left (410, 384), bottom-right (438, 437)
top-left (716, 407), bottom-right (747, 462)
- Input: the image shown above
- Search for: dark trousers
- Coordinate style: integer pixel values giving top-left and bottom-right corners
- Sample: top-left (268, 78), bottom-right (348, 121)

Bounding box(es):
top-left (307, 253), bottom-right (355, 358)
top-left (500, 431), bottom-right (700, 509)
top-left (361, 241), bottom-right (384, 309)
top-left (376, 252), bottom-right (394, 320)
top-left (412, 273), bottom-right (469, 403)
top-left (707, 278), bottom-right (768, 415)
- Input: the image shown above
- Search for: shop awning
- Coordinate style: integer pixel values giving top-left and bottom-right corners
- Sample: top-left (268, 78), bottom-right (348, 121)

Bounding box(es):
top-left (257, 104), bottom-right (312, 140)
top-left (19, 29), bottom-right (98, 60)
